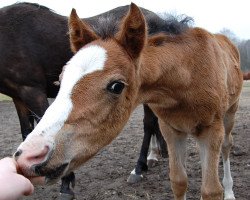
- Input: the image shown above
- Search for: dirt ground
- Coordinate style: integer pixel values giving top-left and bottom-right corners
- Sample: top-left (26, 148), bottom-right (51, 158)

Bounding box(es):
top-left (0, 86), bottom-right (249, 200)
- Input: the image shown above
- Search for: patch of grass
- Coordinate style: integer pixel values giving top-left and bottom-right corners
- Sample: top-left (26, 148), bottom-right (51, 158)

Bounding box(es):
top-left (0, 93), bottom-right (12, 101)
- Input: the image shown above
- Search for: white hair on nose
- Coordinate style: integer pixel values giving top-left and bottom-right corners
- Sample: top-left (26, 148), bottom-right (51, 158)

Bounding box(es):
top-left (20, 45), bottom-right (107, 148)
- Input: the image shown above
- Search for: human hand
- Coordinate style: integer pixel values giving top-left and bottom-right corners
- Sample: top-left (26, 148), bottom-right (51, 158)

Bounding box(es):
top-left (0, 157), bottom-right (40, 200)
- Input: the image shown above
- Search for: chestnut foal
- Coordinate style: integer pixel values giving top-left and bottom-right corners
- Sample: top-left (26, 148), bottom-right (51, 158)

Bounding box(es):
top-left (15, 3), bottom-right (242, 200)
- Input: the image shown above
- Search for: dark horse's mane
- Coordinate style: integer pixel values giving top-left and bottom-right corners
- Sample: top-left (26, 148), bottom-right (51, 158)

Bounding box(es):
top-left (6, 2), bottom-right (193, 39)
top-left (12, 2), bottom-right (52, 11)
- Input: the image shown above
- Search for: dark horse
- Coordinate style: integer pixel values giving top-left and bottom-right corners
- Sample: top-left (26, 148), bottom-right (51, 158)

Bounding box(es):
top-left (0, 2), bottom-right (169, 198)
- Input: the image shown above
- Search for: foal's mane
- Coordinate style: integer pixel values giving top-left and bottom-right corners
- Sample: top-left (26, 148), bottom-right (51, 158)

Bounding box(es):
top-left (88, 10), bottom-right (193, 39)
top-left (147, 13), bottom-right (193, 35)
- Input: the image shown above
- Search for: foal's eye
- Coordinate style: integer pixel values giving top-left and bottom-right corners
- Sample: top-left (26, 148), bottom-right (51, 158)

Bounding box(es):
top-left (107, 81), bottom-right (125, 94)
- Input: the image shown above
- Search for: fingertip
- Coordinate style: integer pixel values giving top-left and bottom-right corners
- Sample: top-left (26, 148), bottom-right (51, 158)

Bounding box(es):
top-left (20, 176), bottom-right (34, 196)
top-left (23, 182), bottom-right (34, 196)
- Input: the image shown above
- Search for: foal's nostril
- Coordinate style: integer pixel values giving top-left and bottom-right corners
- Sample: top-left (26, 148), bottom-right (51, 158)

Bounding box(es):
top-left (29, 145), bottom-right (50, 163)
top-left (14, 149), bottom-right (22, 159)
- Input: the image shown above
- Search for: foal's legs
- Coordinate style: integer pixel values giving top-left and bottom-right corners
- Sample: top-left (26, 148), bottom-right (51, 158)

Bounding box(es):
top-left (160, 122), bottom-right (188, 200)
top-left (60, 172), bottom-right (75, 198)
top-left (222, 103), bottom-right (238, 200)
top-left (197, 121), bottom-right (224, 200)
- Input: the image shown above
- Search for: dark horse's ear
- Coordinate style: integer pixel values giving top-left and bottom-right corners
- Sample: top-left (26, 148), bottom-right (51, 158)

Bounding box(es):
top-left (69, 9), bottom-right (99, 53)
top-left (116, 3), bottom-right (147, 61)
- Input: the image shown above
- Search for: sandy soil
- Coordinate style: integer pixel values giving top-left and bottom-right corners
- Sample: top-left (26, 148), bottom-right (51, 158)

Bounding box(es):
top-left (0, 86), bottom-right (249, 200)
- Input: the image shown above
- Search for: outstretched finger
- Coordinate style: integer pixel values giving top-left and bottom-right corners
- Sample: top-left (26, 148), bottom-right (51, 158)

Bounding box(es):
top-left (17, 175), bottom-right (34, 196)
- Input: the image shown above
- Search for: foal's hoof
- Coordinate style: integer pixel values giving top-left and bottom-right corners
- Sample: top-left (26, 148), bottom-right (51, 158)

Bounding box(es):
top-left (59, 193), bottom-right (75, 200)
top-left (147, 159), bottom-right (158, 168)
top-left (127, 174), bottom-right (143, 183)
top-left (224, 196), bottom-right (235, 200)
top-left (224, 192), bottom-right (235, 200)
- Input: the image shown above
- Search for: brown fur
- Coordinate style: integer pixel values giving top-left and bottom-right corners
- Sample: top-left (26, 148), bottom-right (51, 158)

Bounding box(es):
top-left (66, 5), bottom-right (243, 199)
top-left (16, 3), bottom-right (243, 200)
top-left (67, 4), bottom-right (243, 199)
top-left (116, 3), bottom-right (147, 61)
top-left (69, 9), bottom-right (99, 53)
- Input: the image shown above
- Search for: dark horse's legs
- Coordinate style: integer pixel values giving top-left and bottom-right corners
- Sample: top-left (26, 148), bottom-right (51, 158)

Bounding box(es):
top-left (13, 98), bottom-right (34, 140)
top-left (127, 104), bottom-right (168, 183)
top-left (14, 89), bottom-right (76, 199)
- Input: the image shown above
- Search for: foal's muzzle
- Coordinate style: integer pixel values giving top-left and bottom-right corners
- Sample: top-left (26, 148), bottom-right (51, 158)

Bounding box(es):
top-left (32, 162), bottom-right (69, 184)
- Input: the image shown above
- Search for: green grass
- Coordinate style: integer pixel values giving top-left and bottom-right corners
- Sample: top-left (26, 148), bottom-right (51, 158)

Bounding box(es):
top-left (0, 93), bottom-right (12, 101)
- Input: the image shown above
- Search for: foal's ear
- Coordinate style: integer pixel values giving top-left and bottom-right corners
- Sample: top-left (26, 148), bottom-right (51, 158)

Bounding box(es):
top-left (116, 3), bottom-right (147, 61)
top-left (69, 9), bottom-right (99, 53)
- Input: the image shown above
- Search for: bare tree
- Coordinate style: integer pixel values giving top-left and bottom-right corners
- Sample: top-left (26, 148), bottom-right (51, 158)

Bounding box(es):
top-left (238, 40), bottom-right (250, 72)
top-left (219, 28), bottom-right (240, 45)
top-left (219, 28), bottom-right (250, 72)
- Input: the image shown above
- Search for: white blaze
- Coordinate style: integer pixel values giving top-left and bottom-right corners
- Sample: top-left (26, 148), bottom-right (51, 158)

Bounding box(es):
top-left (19, 45), bottom-right (107, 149)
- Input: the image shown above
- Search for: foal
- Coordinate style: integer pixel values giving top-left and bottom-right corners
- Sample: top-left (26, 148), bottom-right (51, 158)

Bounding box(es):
top-left (15, 3), bottom-right (243, 200)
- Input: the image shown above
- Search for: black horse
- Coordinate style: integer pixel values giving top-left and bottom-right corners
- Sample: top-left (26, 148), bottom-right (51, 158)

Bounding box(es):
top-left (0, 2), bottom-right (169, 199)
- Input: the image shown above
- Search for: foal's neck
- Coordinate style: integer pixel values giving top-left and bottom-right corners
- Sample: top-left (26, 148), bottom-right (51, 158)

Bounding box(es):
top-left (138, 35), bottom-right (191, 105)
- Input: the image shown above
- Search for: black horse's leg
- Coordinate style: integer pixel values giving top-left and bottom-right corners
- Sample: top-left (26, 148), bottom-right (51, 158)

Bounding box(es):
top-left (19, 90), bottom-right (76, 199)
top-left (146, 108), bottom-right (168, 169)
top-left (13, 98), bottom-right (34, 140)
top-left (127, 104), bottom-right (154, 183)
top-left (19, 89), bottom-right (49, 121)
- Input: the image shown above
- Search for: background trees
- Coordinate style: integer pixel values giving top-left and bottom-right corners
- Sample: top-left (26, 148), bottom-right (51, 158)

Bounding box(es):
top-left (220, 28), bottom-right (250, 72)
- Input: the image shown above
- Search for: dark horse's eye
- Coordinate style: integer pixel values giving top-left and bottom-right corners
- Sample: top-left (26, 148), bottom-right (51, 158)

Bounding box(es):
top-left (107, 81), bottom-right (125, 94)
